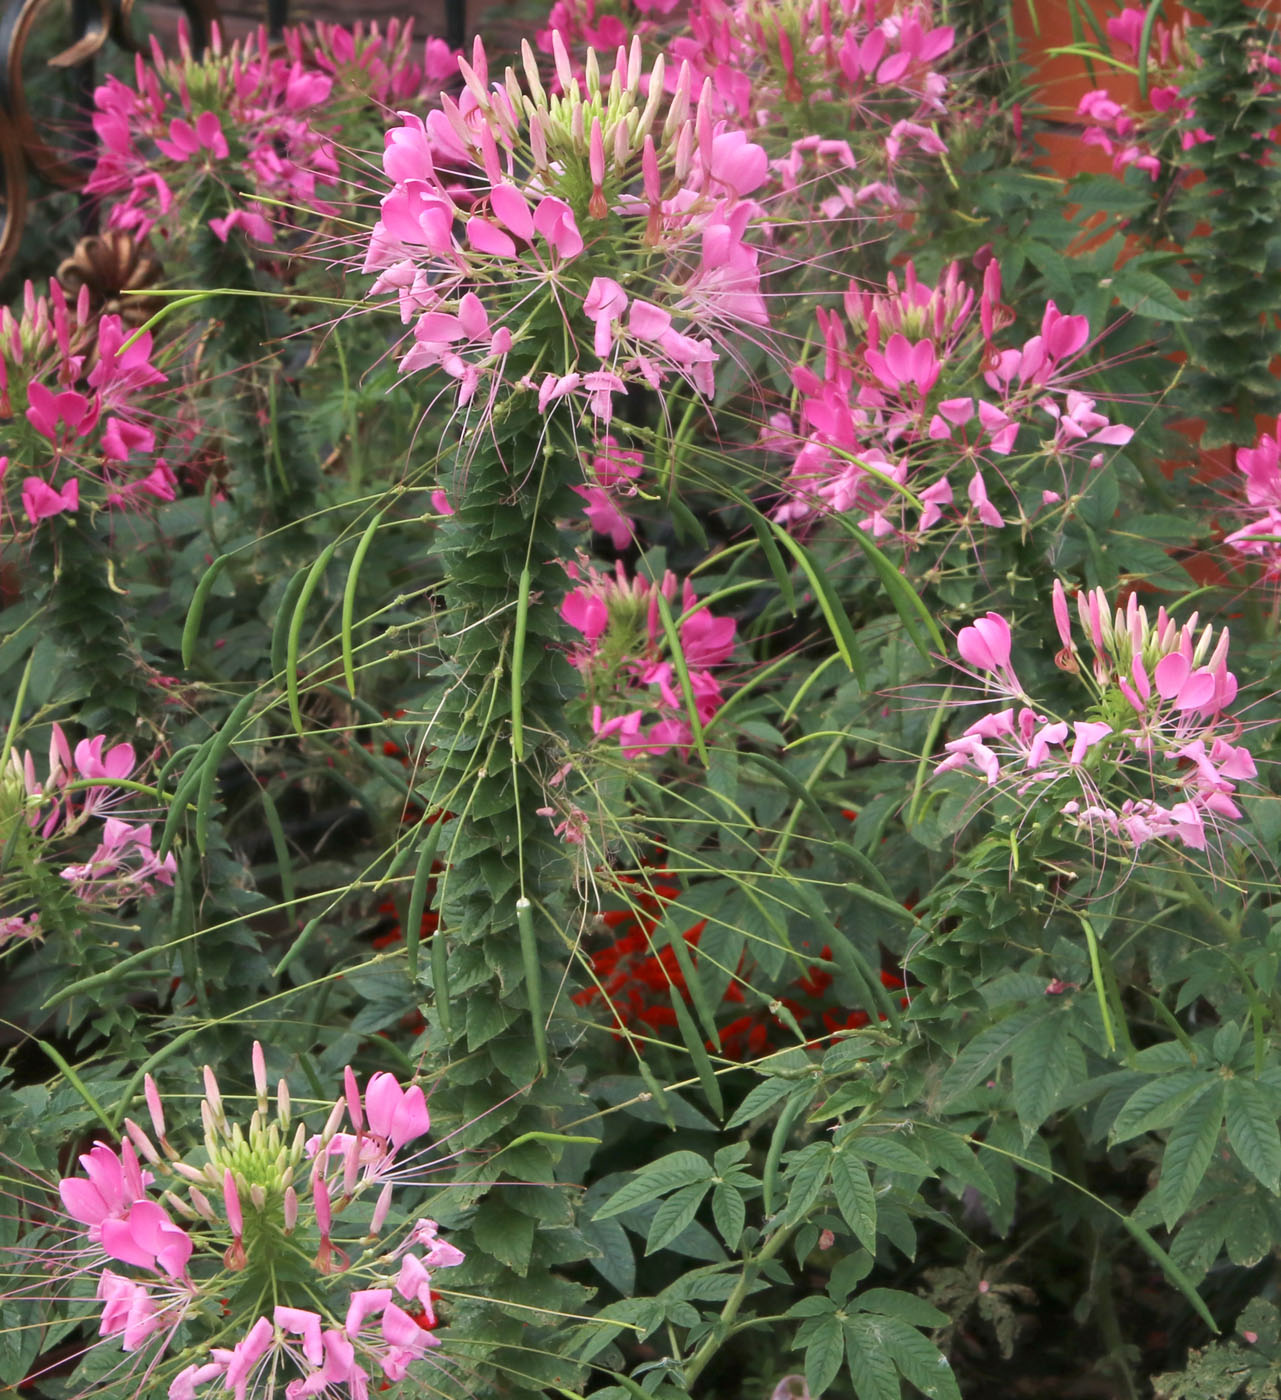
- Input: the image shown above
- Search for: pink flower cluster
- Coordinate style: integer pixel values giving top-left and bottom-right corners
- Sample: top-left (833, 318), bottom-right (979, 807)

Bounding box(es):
top-left (936, 586), bottom-right (1254, 854)
top-left (363, 35), bottom-right (771, 424)
top-left (671, 0), bottom-right (956, 195)
top-left (86, 21), bottom-right (456, 245)
top-left (39, 1049), bottom-right (462, 1400)
top-left (1, 281), bottom-right (174, 531)
top-left (1077, 8), bottom-right (1210, 180)
top-left (3, 724), bottom-right (175, 942)
top-left (1225, 415), bottom-right (1281, 574)
top-left (561, 560), bottom-right (736, 756)
top-left (537, 0), bottom-right (957, 215)
top-left (574, 436), bottom-right (645, 547)
top-left (773, 258), bottom-right (1131, 539)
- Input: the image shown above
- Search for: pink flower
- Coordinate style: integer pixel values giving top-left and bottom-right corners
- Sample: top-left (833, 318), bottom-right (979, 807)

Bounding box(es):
top-left (967, 470), bottom-right (1005, 528)
top-left (345, 1288), bottom-right (393, 1338)
top-left (155, 111), bottom-right (230, 162)
top-left (22, 476), bottom-right (79, 522)
top-left (275, 1306), bottom-right (325, 1366)
top-left (99, 1199), bottom-right (193, 1278)
top-left (26, 380), bottom-right (99, 441)
top-left (583, 278), bottom-right (629, 358)
top-left (362, 1073), bottom-right (430, 1149)
top-left (575, 485), bottom-right (635, 548)
top-left (533, 195), bottom-right (583, 260)
top-left (59, 1141), bottom-right (150, 1240)
top-left (957, 612), bottom-right (1021, 695)
top-left (405, 1217), bottom-right (466, 1268)
top-left (208, 206), bottom-right (276, 244)
top-left (223, 1316), bottom-right (274, 1400)
top-left (97, 1269), bottom-right (163, 1352)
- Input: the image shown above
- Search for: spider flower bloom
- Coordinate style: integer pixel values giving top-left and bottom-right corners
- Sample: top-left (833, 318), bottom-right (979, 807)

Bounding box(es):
top-left (774, 260), bottom-right (1130, 540)
top-left (936, 589), bottom-right (1255, 855)
top-left (363, 34), bottom-right (774, 426)
top-left (561, 560), bottom-right (736, 756)
top-left (23, 1050), bottom-right (463, 1399)
top-left (1225, 416), bottom-right (1281, 575)
top-left (0, 280), bottom-right (173, 532)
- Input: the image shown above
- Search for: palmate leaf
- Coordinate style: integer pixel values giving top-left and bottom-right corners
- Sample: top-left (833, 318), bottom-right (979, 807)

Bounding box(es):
top-left (1157, 1083), bottom-right (1227, 1230)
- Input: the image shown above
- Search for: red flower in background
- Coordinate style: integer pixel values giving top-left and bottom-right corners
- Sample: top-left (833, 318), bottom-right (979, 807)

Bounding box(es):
top-left (575, 865), bottom-right (910, 1059)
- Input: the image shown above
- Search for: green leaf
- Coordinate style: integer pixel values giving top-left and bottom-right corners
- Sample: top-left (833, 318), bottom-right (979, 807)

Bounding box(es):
top-left (853, 1289), bottom-right (951, 1329)
top-left (875, 1317), bottom-right (962, 1400)
top-left (595, 1151), bottom-right (714, 1219)
top-left (1226, 1079), bottom-right (1281, 1192)
top-left (851, 1135), bottom-right (931, 1178)
top-left (769, 524), bottom-right (866, 684)
top-left (939, 1006), bottom-right (1042, 1103)
top-left (1111, 267), bottom-right (1192, 321)
top-left (473, 1200), bottom-right (537, 1276)
top-left (711, 1183), bottom-right (746, 1249)
top-left (1011, 1010), bottom-right (1079, 1137)
top-left (1157, 1082), bottom-right (1226, 1230)
top-left (726, 1076), bottom-right (798, 1129)
top-left (844, 1316), bottom-right (902, 1400)
top-left (1112, 1072), bottom-right (1217, 1143)
top-left (804, 1314), bottom-right (847, 1397)
top-left (581, 1215), bottom-right (637, 1295)
top-left (785, 1143), bottom-right (832, 1225)
top-left (831, 1151), bottom-right (877, 1250)
top-left (646, 1182), bottom-right (711, 1254)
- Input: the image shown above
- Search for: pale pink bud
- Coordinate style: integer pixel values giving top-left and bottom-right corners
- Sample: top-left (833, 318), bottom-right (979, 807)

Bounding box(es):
top-left (665, 60), bottom-right (691, 138)
top-left (277, 1079), bottom-right (290, 1129)
top-left (202, 1066), bottom-right (224, 1126)
top-left (143, 1073), bottom-right (167, 1142)
top-left (371, 1182), bottom-right (394, 1235)
top-left (1051, 579), bottom-right (1073, 652)
top-left (343, 1066), bottom-right (364, 1135)
top-left (283, 1186), bottom-right (298, 1233)
top-left (187, 1186), bottom-right (216, 1221)
top-left (222, 1169), bottom-right (243, 1237)
top-left (312, 1169), bottom-right (332, 1234)
top-left (589, 117), bottom-right (605, 189)
top-left (642, 135), bottom-right (660, 203)
top-left (123, 1119), bottom-right (161, 1166)
top-left (520, 40), bottom-right (547, 109)
top-left (343, 1135), bottom-right (361, 1196)
top-left (252, 1043), bottom-right (268, 1112)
